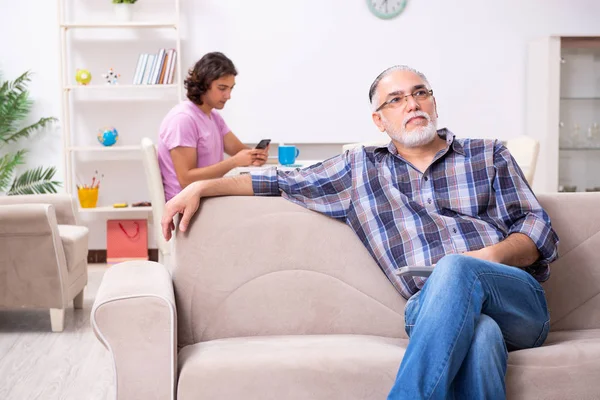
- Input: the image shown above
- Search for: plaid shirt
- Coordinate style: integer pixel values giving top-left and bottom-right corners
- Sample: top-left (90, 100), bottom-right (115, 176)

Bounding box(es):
top-left (251, 129), bottom-right (559, 299)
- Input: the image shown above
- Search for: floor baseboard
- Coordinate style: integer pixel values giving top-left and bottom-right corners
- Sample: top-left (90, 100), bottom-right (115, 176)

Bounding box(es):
top-left (87, 249), bottom-right (158, 263)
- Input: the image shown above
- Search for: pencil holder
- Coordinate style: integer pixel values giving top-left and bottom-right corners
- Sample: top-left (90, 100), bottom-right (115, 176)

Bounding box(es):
top-left (78, 187), bottom-right (99, 208)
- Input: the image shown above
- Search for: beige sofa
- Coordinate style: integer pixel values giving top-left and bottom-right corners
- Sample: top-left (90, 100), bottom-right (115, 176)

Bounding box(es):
top-left (92, 193), bottom-right (600, 399)
top-left (0, 193), bottom-right (89, 331)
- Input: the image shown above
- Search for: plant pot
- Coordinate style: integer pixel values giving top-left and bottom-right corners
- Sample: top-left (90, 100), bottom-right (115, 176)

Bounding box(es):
top-left (113, 4), bottom-right (133, 22)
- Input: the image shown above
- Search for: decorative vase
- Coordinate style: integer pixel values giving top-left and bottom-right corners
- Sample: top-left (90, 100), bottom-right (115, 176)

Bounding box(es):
top-left (113, 4), bottom-right (133, 22)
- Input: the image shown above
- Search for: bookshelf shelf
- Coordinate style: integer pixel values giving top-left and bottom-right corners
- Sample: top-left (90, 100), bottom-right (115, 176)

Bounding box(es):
top-left (68, 145), bottom-right (142, 152)
top-left (79, 206), bottom-right (152, 214)
top-left (64, 84), bottom-right (178, 91)
top-left (61, 22), bottom-right (177, 29)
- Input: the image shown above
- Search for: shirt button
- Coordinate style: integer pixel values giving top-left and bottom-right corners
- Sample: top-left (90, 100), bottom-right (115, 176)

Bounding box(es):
top-left (424, 176), bottom-right (428, 181)
top-left (427, 198), bottom-right (432, 204)
top-left (453, 228), bottom-right (457, 233)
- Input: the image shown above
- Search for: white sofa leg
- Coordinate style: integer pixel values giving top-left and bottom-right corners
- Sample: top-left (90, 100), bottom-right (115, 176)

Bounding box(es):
top-left (73, 288), bottom-right (85, 309)
top-left (50, 308), bottom-right (65, 332)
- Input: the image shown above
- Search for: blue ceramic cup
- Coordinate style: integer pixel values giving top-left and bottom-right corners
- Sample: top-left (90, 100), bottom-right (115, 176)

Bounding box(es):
top-left (278, 145), bottom-right (300, 165)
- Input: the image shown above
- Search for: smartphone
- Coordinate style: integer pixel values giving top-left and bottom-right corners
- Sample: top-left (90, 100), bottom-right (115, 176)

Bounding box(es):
top-left (255, 139), bottom-right (271, 149)
top-left (394, 265), bottom-right (435, 278)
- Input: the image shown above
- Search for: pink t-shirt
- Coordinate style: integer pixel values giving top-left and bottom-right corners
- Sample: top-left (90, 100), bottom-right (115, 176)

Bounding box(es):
top-left (158, 100), bottom-right (230, 201)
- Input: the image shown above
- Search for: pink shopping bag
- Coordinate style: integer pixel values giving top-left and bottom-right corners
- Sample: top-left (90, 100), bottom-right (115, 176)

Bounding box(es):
top-left (107, 219), bottom-right (149, 264)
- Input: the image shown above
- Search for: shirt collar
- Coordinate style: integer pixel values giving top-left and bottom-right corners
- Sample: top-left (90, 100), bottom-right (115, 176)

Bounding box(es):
top-left (374, 128), bottom-right (466, 157)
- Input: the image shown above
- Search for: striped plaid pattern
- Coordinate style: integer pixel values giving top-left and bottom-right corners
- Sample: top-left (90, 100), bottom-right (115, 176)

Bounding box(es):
top-left (251, 129), bottom-right (559, 299)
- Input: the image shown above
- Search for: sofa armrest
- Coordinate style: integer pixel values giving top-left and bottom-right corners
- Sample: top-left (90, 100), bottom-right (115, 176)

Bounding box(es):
top-left (0, 193), bottom-right (78, 225)
top-left (91, 261), bottom-right (177, 400)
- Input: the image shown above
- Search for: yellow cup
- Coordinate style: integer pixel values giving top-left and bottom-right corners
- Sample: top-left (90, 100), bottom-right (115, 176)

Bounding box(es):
top-left (77, 187), bottom-right (99, 208)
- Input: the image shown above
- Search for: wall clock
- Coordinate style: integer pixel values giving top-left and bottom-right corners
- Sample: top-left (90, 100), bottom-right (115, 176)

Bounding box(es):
top-left (366, 0), bottom-right (408, 20)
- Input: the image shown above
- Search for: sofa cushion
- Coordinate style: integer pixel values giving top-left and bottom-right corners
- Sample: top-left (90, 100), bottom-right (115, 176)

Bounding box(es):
top-left (177, 335), bottom-right (407, 400)
top-left (506, 329), bottom-right (600, 399)
top-left (57, 225), bottom-right (89, 272)
top-left (177, 330), bottom-right (600, 400)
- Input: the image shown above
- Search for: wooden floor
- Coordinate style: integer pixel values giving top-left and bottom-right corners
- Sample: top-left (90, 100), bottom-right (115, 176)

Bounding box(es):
top-left (0, 265), bottom-right (115, 400)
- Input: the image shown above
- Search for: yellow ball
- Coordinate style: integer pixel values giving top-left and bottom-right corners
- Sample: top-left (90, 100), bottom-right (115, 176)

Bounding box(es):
top-left (75, 69), bottom-right (92, 85)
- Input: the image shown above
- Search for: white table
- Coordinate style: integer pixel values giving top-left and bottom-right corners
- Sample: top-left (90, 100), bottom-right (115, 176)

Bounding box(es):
top-left (226, 159), bottom-right (323, 176)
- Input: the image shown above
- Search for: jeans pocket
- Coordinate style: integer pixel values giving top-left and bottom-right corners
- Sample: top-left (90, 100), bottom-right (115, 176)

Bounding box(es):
top-left (533, 319), bottom-right (550, 347)
top-left (532, 288), bottom-right (551, 347)
top-left (404, 292), bottom-right (420, 337)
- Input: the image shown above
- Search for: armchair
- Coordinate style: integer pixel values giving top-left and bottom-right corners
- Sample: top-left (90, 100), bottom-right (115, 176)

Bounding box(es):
top-left (0, 193), bottom-right (89, 332)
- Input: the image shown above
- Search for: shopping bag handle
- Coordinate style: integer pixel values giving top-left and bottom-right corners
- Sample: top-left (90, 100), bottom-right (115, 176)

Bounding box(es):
top-left (119, 222), bottom-right (140, 239)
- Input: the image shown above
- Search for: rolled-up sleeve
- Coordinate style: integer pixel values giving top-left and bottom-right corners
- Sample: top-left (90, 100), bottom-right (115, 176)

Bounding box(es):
top-left (251, 167), bottom-right (280, 196)
top-left (251, 152), bottom-right (353, 220)
top-left (493, 143), bottom-right (559, 265)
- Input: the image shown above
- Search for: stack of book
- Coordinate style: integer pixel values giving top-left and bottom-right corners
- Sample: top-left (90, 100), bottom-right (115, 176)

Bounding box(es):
top-left (132, 49), bottom-right (177, 85)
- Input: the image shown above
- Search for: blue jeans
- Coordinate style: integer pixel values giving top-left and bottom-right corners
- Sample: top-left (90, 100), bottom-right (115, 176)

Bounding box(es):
top-left (387, 254), bottom-right (550, 400)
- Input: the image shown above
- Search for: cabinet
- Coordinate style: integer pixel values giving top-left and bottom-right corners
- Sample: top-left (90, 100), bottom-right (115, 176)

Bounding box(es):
top-left (57, 0), bottom-right (183, 217)
top-left (527, 36), bottom-right (600, 193)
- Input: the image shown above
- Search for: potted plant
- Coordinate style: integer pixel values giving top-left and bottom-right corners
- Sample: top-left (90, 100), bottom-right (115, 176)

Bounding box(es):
top-left (0, 71), bottom-right (61, 195)
top-left (112, 0), bottom-right (138, 22)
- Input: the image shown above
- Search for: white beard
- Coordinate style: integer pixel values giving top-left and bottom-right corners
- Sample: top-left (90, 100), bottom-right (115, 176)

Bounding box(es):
top-left (383, 111), bottom-right (438, 148)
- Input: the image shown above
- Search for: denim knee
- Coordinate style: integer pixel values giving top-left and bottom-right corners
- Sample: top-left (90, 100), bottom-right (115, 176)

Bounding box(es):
top-left (428, 254), bottom-right (476, 285)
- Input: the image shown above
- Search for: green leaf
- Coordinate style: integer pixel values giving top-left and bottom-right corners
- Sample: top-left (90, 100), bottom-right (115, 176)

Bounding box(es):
top-left (1, 116), bottom-right (57, 145)
top-left (8, 165), bottom-right (62, 195)
top-left (0, 150), bottom-right (26, 193)
top-left (0, 70), bottom-right (34, 144)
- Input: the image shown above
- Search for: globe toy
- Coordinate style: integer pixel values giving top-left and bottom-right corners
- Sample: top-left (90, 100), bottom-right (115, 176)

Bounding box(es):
top-left (75, 69), bottom-right (92, 85)
top-left (97, 127), bottom-right (119, 147)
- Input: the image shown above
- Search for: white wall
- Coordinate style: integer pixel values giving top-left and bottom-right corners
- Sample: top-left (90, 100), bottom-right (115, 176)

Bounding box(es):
top-left (2, 0), bottom-right (600, 248)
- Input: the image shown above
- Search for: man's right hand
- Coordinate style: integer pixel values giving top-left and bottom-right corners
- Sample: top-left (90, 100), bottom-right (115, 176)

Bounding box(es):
top-left (232, 149), bottom-right (262, 167)
top-left (161, 181), bottom-right (202, 241)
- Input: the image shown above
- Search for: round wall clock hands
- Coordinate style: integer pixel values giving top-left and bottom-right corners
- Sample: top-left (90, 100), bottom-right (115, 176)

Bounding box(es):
top-left (367, 0), bottom-right (408, 20)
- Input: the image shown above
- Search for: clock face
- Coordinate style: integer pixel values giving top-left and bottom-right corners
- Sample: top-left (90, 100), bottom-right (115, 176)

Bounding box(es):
top-left (367, 0), bottom-right (408, 20)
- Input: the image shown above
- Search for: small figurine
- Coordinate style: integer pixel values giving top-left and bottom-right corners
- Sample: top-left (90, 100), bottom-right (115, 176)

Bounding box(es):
top-left (75, 69), bottom-right (92, 85)
top-left (102, 68), bottom-right (121, 85)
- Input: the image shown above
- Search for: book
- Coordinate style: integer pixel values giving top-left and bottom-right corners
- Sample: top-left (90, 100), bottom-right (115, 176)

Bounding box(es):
top-left (158, 51), bottom-right (170, 84)
top-left (167, 50), bottom-right (177, 84)
top-left (150, 48), bottom-right (166, 85)
top-left (162, 49), bottom-right (175, 84)
top-left (142, 54), bottom-right (156, 85)
top-left (133, 53), bottom-right (148, 85)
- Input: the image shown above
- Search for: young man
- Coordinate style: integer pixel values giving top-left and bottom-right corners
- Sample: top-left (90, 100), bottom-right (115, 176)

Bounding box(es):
top-left (157, 52), bottom-right (268, 201)
top-left (161, 65), bottom-right (559, 399)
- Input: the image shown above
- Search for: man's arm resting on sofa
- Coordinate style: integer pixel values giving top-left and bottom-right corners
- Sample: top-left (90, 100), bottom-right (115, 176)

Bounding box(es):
top-left (396, 233), bottom-right (540, 279)
top-left (91, 261), bottom-right (177, 400)
top-left (463, 232), bottom-right (540, 267)
top-left (161, 174), bottom-right (254, 240)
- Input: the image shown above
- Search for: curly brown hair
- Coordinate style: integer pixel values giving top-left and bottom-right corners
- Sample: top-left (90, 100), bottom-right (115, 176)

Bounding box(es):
top-left (184, 52), bottom-right (237, 105)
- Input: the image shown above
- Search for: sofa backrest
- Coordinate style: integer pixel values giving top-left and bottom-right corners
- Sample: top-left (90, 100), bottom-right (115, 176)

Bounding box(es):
top-left (173, 193), bottom-right (600, 345)
top-left (537, 192), bottom-right (600, 331)
top-left (174, 196), bottom-right (407, 346)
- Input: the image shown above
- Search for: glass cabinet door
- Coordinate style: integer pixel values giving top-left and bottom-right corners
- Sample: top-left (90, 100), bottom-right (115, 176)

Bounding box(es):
top-left (559, 37), bottom-right (600, 192)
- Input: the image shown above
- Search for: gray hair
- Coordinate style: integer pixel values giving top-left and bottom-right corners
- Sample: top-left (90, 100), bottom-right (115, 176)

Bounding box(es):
top-left (369, 65), bottom-right (431, 112)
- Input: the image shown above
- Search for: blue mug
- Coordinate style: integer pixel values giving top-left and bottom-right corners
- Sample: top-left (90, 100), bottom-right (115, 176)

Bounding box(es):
top-left (278, 145), bottom-right (300, 165)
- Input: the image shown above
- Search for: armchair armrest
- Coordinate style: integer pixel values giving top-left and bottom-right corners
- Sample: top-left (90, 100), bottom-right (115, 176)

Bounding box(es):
top-left (0, 193), bottom-right (78, 225)
top-left (91, 261), bottom-right (177, 400)
top-left (0, 203), bottom-right (58, 235)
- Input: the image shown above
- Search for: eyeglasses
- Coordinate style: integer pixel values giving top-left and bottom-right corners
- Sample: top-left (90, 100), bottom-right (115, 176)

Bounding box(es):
top-left (375, 89), bottom-right (433, 112)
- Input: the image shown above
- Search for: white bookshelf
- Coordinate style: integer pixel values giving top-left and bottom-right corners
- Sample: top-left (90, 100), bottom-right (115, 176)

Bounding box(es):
top-left (57, 0), bottom-right (182, 215)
